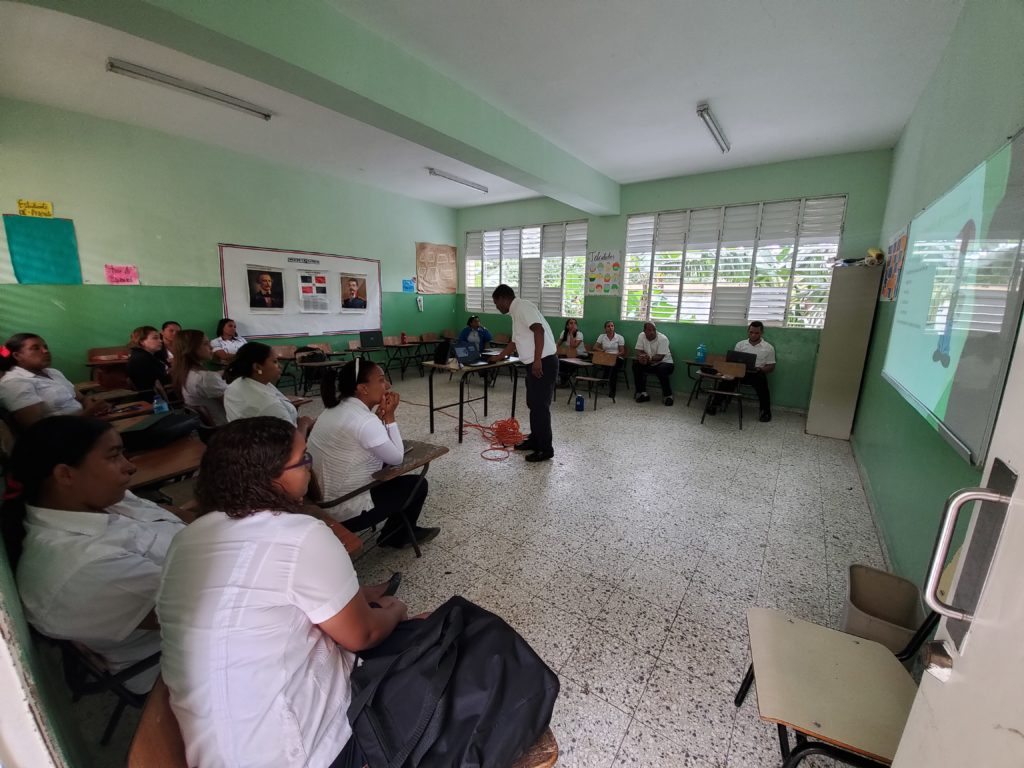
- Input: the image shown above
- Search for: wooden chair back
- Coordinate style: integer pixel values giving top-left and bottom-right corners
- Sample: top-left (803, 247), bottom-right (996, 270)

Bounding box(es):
top-left (87, 346), bottom-right (130, 364)
top-left (557, 343), bottom-right (578, 359)
top-left (421, 332), bottom-right (439, 342)
top-left (348, 340), bottom-right (360, 350)
top-left (383, 335), bottom-right (402, 345)
top-left (590, 349), bottom-right (617, 368)
top-left (706, 353), bottom-right (726, 367)
top-left (309, 343), bottom-right (332, 356)
top-left (273, 344), bottom-right (297, 359)
top-left (405, 335), bottom-right (420, 343)
top-left (442, 328), bottom-right (456, 340)
top-left (493, 333), bottom-right (511, 345)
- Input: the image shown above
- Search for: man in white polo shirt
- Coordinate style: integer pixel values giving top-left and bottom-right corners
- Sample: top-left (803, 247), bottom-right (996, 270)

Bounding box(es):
top-left (491, 284), bottom-right (558, 463)
top-left (633, 322), bottom-right (676, 405)
top-left (713, 320), bottom-right (776, 422)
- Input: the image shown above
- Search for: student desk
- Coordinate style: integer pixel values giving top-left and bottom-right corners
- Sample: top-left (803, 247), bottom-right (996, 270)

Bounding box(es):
top-left (295, 358), bottom-right (348, 396)
top-left (127, 436), bottom-right (205, 491)
top-left (316, 440), bottom-right (448, 558)
top-left (91, 388), bottom-right (142, 404)
top-left (382, 341), bottom-right (422, 380)
top-left (422, 359), bottom-right (519, 443)
top-left (103, 402), bottom-right (155, 423)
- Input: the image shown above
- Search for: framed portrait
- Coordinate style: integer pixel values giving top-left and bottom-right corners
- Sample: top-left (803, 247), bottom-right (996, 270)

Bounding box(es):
top-left (340, 273), bottom-right (368, 312)
top-left (247, 266), bottom-right (285, 311)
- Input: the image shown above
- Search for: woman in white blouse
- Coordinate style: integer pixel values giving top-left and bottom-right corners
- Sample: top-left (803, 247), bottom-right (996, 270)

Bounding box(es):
top-left (0, 333), bottom-right (110, 429)
top-left (209, 317), bottom-right (247, 363)
top-left (223, 342), bottom-right (315, 434)
top-left (157, 417), bottom-right (411, 768)
top-left (556, 318), bottom-right (588, 387)
top-left (592, 320), bottom-right (627, 399)
top-left (307, 359), bottom-right (440, 549)
top-left (170, 330), bottom-right (228, 426)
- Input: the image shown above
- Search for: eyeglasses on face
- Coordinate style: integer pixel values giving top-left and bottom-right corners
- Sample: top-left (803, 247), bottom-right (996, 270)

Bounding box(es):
top-left (282, 451), bottom-right (313, 472)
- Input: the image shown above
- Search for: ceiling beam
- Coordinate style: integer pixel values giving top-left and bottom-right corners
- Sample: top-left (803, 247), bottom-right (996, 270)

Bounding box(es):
top-left (19, 0), bottom-right (620, 215)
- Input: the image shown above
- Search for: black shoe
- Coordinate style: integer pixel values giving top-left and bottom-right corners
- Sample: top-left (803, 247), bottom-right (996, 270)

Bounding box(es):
top-left (514, 438), bottom-right (536, 451)
top-left (383, 571), bottom-right (402, 597)
top-left (525, 449), bottom-right (554, 463)
top-left (412, 526), bottom-right (441, 545)
top-left (663, 396), bottom-right (674, 406)
top-left (759, 411), bottom-right (772, 422)
top-left (635, 392), bottom-right (650, 403)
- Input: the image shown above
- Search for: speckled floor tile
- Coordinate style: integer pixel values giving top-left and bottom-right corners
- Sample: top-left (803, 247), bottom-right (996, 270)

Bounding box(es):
top-left (561, 627), bottom-right (659, 713)
top-left (591, 588), bottom-right (678, 655)
top-left (550, 677), bottom-right (632, 768)
top-left (614, 720), bottom-right (727, 768)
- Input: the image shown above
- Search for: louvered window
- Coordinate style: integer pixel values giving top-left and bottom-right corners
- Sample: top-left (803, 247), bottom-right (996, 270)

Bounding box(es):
top-left (464, 220), bottom-right (588, 316)
top-left (622, 195), bottom-right (846, 328)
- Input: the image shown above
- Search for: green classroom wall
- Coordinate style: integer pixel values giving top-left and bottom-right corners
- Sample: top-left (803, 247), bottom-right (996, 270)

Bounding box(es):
top-left (0, 97), bottom-right (459, 373)
top-left (851, 0), bottom-right (1024, 583)
top-left (455, 149), bottom-right (893, 410)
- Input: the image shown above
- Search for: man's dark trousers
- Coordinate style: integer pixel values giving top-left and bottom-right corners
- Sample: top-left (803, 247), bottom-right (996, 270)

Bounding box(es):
top-left (525, 355), bottom-right (558, 451)
top-left (632, 361), bottom-right (675, 397)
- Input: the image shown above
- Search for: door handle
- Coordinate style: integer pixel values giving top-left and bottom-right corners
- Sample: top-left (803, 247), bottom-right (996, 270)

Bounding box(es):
top-left (925, 487), bottom-right (1011, 621)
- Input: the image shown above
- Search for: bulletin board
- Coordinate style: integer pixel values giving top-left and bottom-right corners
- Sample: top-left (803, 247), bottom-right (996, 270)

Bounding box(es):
top-left (219, 243), bottom-right (381, 338)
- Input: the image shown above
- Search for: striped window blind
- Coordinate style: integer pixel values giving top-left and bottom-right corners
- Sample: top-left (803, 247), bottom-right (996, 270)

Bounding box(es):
top-left (622, 195), bottom-right (847, 328)
top-left (464, 220), bottom-right (588, 316)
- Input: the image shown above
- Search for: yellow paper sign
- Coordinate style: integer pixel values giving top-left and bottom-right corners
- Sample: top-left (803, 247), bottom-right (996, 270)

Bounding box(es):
top-left (17, 199), bottom-right (53, 217)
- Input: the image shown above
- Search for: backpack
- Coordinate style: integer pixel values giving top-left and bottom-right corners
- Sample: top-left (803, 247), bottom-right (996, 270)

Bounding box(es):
top-left (348, 596), bottom-right (559, 768)
top-left (119, 410), bottom-right (203, 453)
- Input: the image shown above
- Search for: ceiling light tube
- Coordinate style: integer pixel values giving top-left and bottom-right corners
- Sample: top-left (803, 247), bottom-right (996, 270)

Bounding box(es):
top-left (697, 102), bottom-right (730, 153)
top-left (106, 58), bottom-right (273, 121)
top-left (427, 167), bottom-right (488, 193)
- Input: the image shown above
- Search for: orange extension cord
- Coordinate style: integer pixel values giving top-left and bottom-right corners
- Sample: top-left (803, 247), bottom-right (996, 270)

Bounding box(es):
top-left (403, 399), bottom-right (525, 460)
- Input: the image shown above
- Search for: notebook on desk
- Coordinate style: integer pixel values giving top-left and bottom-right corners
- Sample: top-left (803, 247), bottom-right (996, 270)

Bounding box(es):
top-left (359, 330), bottom-right (383, 348)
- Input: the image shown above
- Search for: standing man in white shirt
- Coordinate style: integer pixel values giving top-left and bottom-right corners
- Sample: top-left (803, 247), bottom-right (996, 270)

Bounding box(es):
top-left (734, 320), bottom-right (776, 422)
top-left (491, 284), bottom-right (558, 463)
top-left (633, 322), bottom-right (675, 405)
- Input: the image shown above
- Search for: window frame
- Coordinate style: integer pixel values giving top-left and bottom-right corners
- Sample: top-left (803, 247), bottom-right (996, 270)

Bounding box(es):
top-left (621, 195), bottom-right (847, 329)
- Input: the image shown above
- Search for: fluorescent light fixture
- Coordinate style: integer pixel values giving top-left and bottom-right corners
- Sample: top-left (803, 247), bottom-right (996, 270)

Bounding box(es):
top-left (106, 58), bottom-right (273, 121)
top-left (697, 102), bottom-right (730, 153)
top-left (427, 167), bottom-right (488, 194)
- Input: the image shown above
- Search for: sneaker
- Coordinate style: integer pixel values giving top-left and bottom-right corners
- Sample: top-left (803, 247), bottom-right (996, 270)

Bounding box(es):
top-left (663, 396), bottom-right (674, 406)
top-left (759, 411), bottom-right (772, 422)
top-left (635, 392), bottom-right (650, 403)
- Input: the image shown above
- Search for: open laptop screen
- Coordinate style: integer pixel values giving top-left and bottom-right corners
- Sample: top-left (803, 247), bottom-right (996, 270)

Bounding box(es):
top-left (359, 330), bottom-right (383, 348)
top-left (726, 350), bottom-right (757, 371)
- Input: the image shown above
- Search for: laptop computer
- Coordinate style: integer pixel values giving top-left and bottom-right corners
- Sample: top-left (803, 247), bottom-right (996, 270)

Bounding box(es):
top-left (359, 330), bottom-right (384, 348)
top-left (726, 350), bottom-right (758, 371)
top-left (453, 343), bottom-right (487, 366)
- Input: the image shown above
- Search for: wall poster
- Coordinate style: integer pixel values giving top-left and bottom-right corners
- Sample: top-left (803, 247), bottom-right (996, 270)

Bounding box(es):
top-left (416, 242), bottom-right (457, 294)
top-left (586, 250), bottom-right (622, 296)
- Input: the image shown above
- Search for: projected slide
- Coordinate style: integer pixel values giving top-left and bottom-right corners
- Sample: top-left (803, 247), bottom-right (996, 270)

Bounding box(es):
top-left (882, 133), bottom-right (1024, 465)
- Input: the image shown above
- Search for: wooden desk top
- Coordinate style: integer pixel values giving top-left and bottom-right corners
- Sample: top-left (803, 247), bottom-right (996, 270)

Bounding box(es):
top-left (128, 436), bottom-right (205, 490)
top-left (384, 342), bottom-right (420, 348)
top-left (85, 358), bottom-right (129, 367)
top-left (75, 381), bottom-right (101, 393)
top-left (295, 359), bottom-right (348, 369)
top-left (373, 440), bottom-right (448, 482)
top-left (423, 358), bottom-right (519, 375)
top-left (91, 388), bottom-right (139, 402)
top-left (288, 395), bottom-right (313, 407)
top-left (112, 413), bottom-right (153, 432)
top-left (102, 401), bottom-right (154, 421)
top-left (747, 607), bottom-right (917, 763)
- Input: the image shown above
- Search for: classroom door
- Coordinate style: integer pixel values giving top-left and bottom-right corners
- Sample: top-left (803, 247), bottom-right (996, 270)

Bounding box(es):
top-left (892, 325), bottom-right (1024, 766)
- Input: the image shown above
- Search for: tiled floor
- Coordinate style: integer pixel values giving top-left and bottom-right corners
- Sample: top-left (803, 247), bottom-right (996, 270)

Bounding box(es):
top-left (69, 367), bottom-right (887, 767)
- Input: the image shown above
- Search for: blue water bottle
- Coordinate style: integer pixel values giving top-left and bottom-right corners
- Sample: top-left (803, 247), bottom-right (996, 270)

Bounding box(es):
top-left (152, 394), bottom-right (170, 414)
top-left (575, 395), bottom-right (585, 411)
top-left (696, 343), bottom-right (707, 363)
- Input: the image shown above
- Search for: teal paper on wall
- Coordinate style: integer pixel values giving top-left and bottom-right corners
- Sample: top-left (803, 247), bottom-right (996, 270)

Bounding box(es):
top-left (3, 214), bottom-right (83, 285)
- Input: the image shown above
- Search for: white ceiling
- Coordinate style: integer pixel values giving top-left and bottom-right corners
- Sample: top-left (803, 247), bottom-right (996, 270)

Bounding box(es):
top-left (1, 0), bottom-right (966, 207)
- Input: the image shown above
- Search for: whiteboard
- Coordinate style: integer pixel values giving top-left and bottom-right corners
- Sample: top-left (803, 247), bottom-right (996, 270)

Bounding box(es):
top-left (219, 243), bottom-right (381, 337)
top-left (881, 132), bottom-right (1024, 466)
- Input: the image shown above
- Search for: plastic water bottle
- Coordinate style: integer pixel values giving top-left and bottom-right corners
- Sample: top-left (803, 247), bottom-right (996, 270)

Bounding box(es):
top-left (696, 343), bottom-right (707, 363)
top-left (575, 395), bottom-right (585, 411)
top-left (152, 394), bottom-right (170, 414)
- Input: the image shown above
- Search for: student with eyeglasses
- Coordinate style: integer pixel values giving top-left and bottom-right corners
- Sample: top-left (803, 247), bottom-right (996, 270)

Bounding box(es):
top-left (307, 358), bottom-right (440, 549)
top-left (157, 417), bottom-right (409, 768)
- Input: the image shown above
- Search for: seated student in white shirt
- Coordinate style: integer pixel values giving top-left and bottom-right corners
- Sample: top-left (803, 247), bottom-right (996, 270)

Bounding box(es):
top-left (209, 317), bottom-right (247, 363)
top-left (591, 320), bottom-right (626, 399)
top-left (633, 321), bottom-right (676, 405)
top-left (0, 333), bottom-right (110, 430)
top-left (170, 329), bottom-right (228, 426)
top-left (223, 342), bottom-right (315, 435)
top-left (1, 416), bottom-right (191, 693)
top-left (157, 417), bottom-right (414, 768)
top-left (307, 359), bottom-right (440, 549)
top-left (556, 318), bottom-right (588, 386)
top-left (710, 320), bottom-right (777, 422)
